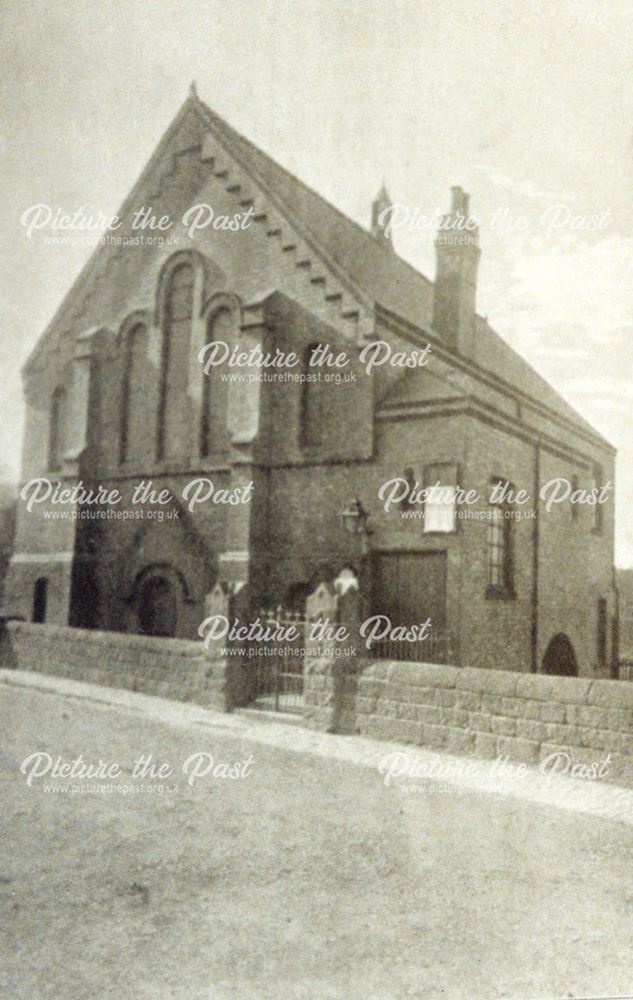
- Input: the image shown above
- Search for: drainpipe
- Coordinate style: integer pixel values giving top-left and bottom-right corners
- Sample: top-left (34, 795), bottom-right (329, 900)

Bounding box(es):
top-left (612, 565), bottom-right (620, 679)
top-left (530, 436), bottom-right (541, 673)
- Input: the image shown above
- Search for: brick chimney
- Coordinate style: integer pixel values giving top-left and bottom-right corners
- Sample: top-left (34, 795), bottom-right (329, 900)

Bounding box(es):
top-left (371, 182), bottom-right (395, 251)
top-left (432, 186), bottom-right (480, 355)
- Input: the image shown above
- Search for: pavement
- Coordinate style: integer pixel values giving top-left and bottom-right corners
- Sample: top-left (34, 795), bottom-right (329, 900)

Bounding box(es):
top-left (1, 668), bottom-right (633, 1000)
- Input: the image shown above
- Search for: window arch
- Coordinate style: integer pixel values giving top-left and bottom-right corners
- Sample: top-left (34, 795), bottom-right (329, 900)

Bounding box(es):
top-left (299, 342), bottom-right (322, 447)
top-left (200, 306), bottom-right (232, 457)
top-left (48, 386), bottom-right (67, 471)
top-left (119, 322), bottom-right (149, 464)
top-left (542, 633), bottom-right (578, 677)
top-left (157, 263), bottom-right (195, 461)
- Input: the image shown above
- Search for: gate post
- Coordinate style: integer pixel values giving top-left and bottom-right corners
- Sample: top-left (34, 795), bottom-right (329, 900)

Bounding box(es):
top-left (303, 571), bottom-right (361, 733)
top-left (200, 580), bottom-right (251, 711)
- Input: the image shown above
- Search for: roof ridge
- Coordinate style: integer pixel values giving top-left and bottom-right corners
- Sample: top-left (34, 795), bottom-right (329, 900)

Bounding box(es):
top-left (21, 88), bottom-right (613, 452)
top-left (193, 93), bottom-right (540, 346)
top-left (193, 95), bottom-right (437, 298)
top-left (191, 95), bottom-right (376, 315)
top-left (192, 95), bottom-right (609, 448)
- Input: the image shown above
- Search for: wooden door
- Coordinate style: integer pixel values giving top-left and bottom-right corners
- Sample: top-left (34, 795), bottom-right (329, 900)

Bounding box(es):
top-left (372, 551), bottom-right (447, 630)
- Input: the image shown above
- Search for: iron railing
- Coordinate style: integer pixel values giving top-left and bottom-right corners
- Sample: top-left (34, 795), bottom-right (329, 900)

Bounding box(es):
top-left (367, 631), bottom-right (455, 664)
top-left (249, 607), bottom-right (306, 714)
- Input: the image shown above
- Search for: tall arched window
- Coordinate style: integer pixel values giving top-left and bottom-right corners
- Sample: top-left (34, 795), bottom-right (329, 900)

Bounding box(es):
top-left (119, 323), bottom-right (149, 464)
top-left (299, 342), bottom-right (322, 447)
top-left (487, 478), bottom-right (515, 598)
top-left (32, 577), bottom-right (48, 623)
top-left (48, 386), bottom-right (66, 471)
top-left (157, 264), bottom-right (194, 461)
top-left (200, 307), bottom-right (232, 457)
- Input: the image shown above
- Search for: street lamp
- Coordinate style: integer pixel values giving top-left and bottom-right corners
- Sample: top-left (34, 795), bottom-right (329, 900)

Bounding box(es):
top-left (340, 498), bottom-right (372, 557)
top-left (340, 498), bottom-right (370, 537)
top-left (339, 498), bottom-right (372, 617)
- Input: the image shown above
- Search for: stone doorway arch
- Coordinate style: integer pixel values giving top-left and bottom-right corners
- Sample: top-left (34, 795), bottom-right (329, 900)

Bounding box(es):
top-left (137, 575), bottom-right (177, 637)
top-left (542, 633), bottom-right (578, 677)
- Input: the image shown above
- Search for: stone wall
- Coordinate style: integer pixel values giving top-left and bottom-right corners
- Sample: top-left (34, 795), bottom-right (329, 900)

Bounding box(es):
top-left (304, 656), bottom-right (633, 785)
top-left (4, 616), bottom-right (632, 787)
top-left (0, 620), bottom-right (238, 711)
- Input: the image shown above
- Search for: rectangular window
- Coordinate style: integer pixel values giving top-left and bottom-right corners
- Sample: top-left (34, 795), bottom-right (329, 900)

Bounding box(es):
top-left (48, 386), bottom-right (66, 472)
top-left (592, 465), bottom-right (603, 533)
top-left (597, 598), bottom-right (608, 666)
top-left (487, 478), bottom-right (515, 597)
top-left (299, 343), bottom-right (323, 448)
top-left (423, 463), bottom-right (457, 533)
top-left (570, 474), bottom-right (579, 521)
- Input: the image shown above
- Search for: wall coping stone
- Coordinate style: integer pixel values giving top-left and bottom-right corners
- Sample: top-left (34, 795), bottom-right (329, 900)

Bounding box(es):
top-left (455, 667), bottom-right (518, 696)
top-left (515, 673), bottom-right (592, 704)
top-left (6, 621), bottom-right (204, 658)
top-left (587, 679), bottom-right (633, 710)
top-left (387, 661), bottom-right (459, 688)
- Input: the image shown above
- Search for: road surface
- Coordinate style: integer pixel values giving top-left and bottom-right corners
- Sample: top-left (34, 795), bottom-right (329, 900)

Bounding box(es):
top-left (1, 674), bottom-right (632, 1000)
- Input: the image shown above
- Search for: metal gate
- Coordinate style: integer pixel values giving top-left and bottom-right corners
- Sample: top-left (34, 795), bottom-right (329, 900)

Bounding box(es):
top-left (249, 606), bottom-right (305, 714)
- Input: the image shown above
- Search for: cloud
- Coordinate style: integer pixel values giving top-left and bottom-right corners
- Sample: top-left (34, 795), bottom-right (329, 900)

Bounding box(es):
top-left (474, 163), bottom-right (576, 202)
top-left (562, 377), bottom-right (633, 398)
top-left (480, 229), bottom-right (633, 566)
top-left (487, 235), bottom-right (633, 351)
top-left (587, 398), bottom-right (632, 415)
top-left (533, 347), bottom-right (592, 363)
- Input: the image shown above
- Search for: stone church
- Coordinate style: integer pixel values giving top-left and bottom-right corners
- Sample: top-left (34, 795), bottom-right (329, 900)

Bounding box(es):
top-left (5, 86), bottom-right (617, 677)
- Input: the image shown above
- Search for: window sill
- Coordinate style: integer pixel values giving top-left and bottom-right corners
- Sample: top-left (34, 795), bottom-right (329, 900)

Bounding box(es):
top-left (111, 457), bottom-right (231, 477)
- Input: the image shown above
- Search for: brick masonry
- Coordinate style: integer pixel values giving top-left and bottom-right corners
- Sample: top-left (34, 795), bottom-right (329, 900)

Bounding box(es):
top-left (303, 656), bottom-right (633, 786)
top-left (6, 93), bottom-right (617, 680)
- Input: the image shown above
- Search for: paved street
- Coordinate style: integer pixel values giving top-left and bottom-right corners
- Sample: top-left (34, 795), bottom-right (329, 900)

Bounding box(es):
top-left (1, 673), bottom-right (633, 1000)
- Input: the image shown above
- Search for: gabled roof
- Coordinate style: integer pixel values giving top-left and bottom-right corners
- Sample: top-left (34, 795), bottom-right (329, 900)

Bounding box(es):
top-left (195, 95), bottom-right (435, 329)
top-left (193, 93), bottom-right (608, 447)
top-left (26, 87), bottom-right (610, 448)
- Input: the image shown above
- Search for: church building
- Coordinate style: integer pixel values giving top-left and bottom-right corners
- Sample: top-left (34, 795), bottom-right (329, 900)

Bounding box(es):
top-left (5, 87), bottom-right (617, 677)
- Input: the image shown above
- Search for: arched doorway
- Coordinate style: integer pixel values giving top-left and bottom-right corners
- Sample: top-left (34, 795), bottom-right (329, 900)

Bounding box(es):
top-left (137, 576), bottom-right (177, 637)
top-left (32, 578), bottom-right (48, 623)
top-left (542, 633), bottom-right (578, 677)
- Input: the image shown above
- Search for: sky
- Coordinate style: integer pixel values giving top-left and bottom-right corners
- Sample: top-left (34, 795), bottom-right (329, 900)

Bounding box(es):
top-left (0, 0), bottom-right (632, 562)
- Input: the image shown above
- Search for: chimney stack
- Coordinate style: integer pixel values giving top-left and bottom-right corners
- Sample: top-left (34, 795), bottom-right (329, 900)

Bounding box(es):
top-left (371, 183), bottom-right (395, 251)
top-left (432, 186), bottom-right (480, 355)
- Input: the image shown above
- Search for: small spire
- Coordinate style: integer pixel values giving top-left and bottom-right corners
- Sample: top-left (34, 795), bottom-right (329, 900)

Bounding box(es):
top-left (371, 181), bottom-right (394, 251)
top-left (189, 80), bottom-right (198, 99)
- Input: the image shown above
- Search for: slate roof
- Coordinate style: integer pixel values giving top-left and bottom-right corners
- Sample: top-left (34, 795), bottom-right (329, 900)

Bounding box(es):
top-left (194, 94), bottom-right (608, 445)
top-left (25, 88), bottom-right (610, 447)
